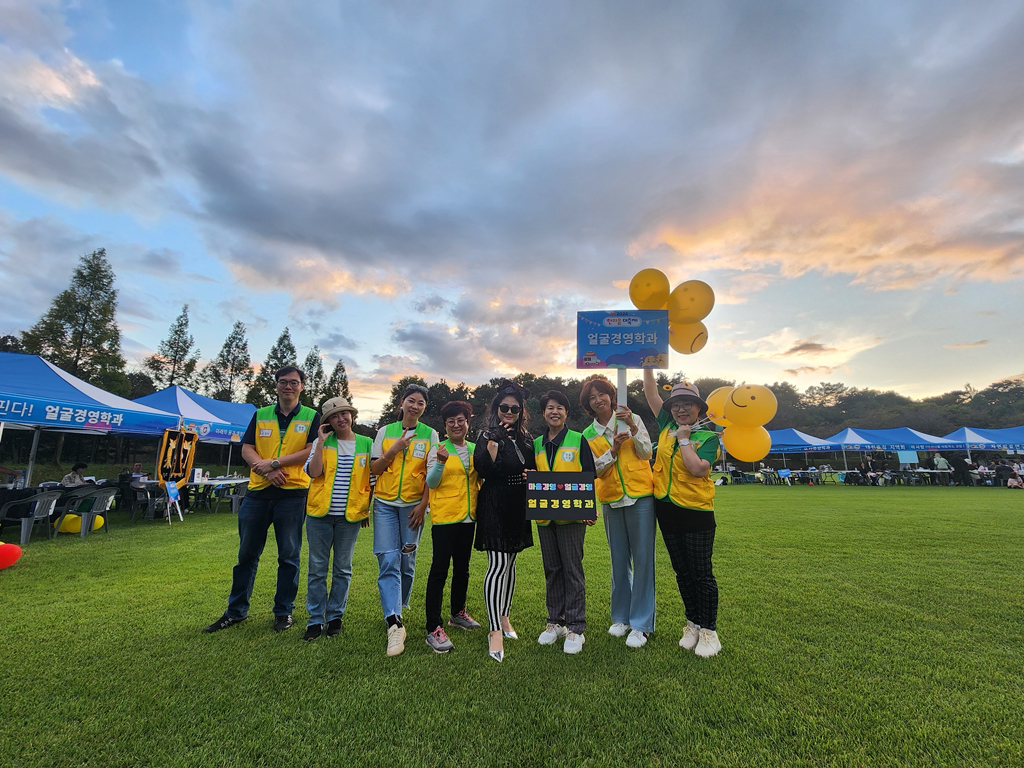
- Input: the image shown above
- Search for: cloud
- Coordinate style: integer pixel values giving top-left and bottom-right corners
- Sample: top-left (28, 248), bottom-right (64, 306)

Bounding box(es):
top-left (943, 340), bottom-right (989, 349)
top-left (415, 294), bottom-right (449, 313)
top-left (317, 332), bottom-right (359, 354)
top-left (739, 327), bottom-right (883, 369)
top-left (784, 365), bottom-right (842, 377)
top-left (781, 339), bottom-right (839, 357)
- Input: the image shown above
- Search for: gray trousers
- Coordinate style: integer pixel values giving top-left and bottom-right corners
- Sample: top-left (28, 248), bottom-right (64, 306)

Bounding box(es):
top-left (537, 522), bottom-right (587, 634)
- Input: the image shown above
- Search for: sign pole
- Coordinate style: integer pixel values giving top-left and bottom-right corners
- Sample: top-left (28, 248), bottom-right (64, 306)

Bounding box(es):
top-left (617, 368), bottom-right (628, 434)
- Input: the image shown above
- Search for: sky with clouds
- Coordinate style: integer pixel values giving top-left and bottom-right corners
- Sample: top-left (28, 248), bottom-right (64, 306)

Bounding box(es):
top-left (1, 0), bottom-right (1022, 420)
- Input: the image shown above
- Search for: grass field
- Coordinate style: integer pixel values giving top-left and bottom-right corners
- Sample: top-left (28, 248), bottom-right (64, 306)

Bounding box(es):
top-left (1, 485), bottom-right (1022, 767)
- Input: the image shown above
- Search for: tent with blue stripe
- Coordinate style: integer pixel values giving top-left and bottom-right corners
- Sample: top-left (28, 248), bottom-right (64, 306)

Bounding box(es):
top-left (0, 352), bottom-right (180, 483)
top-left (826, 427), bottom-right (966, 452)
top-left (767, 428), bottom-right (842, 454)
top-left (943, 426), bottom-right (1024, 450)
top-left (134, 386), bottom-right (254, 444)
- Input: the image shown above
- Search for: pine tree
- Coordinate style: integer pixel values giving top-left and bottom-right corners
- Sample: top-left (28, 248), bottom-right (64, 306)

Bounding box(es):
top-left (202, 321), bottom-right (254, 402)
top-left (0, 335), bottom-right (23, 353)
top-left (144, 304), bottom-right (201, 389)
top-left (322, 360), bottom-right (353, 409)
top-left (21, 248), bottom-right (129, 395)
top-left (246, 327), bottom-right (298, 407)
top-left (300, 346), bottom-right (326, 409)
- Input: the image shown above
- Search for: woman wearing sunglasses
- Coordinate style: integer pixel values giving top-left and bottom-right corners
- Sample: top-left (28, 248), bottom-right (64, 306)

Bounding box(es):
top-left (370, 383), bottom-right (439, 657)
top-left (643, 370), bottom-right (723, 658)
top-left (473, 381), bottom-right (535, 662)
top-left (422, 400), bottom-right (482, 653)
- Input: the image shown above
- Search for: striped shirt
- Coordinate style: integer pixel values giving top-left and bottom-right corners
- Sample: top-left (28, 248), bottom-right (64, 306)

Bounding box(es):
top-left (306, 438), bottom-right (358, 515)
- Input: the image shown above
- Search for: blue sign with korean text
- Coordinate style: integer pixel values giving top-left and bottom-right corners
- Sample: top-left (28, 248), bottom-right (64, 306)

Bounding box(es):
top-left (577, 310), bottom-right (669, 369)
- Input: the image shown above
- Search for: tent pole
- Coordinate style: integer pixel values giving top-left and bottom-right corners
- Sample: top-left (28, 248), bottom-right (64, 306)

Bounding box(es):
top-left (842, 449), bottom-right (848, 471)
top-left (226, 443), bottom-right (232, 475)
top-left (26, 427), bottom-right (41, 486)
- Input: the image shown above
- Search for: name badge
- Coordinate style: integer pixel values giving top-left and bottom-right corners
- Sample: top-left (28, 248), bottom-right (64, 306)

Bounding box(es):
top-left (359, 456), bottom-right (367, 467)
top-left (259, 429), bottom-right (272, 438)
top-left (412, 443), bottom-right (427, 460)
top-left (562, 450), bottom-right (575, 463)
top-left (295, 424), bottom-right (307, 433)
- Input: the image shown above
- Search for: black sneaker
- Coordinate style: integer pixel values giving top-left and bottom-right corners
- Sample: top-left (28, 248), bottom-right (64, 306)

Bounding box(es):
top-left (304, 624), bottom-right (324, 642)
top-left (274, 615), bottom-right (294, 633)
top-left (326, 618), bottom-right (343, 638)
top-left (203, 615), bottom-right (246, 634)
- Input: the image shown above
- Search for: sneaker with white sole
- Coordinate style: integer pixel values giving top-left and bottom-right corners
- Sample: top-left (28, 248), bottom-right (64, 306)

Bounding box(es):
top-left (679, 620), bottom-right (700, 650)
top-left (386, 624), bottom-right (407, 657)
top-left (694, 628), bottom-right (722, 658)
top-left (448, 610), bottom-right (481, 630)
top-left (625, 629), bottom-right (648, 648)
top-left (607, 622), bottom-right (630, 637)
top-left (538, 623), bottom-right (567, 645)
top-left (426, 627), bottom-right (454, 653)
top-left (563, 631), bottom-right (585, 654)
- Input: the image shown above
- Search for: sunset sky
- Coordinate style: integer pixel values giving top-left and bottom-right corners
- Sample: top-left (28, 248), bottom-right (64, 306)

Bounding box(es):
top-left (2, 1), bottom-right (1022, 420)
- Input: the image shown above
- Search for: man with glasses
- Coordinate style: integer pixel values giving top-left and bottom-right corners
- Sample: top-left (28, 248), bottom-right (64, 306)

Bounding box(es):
top-left (204, 366), bottom-right (321, 634)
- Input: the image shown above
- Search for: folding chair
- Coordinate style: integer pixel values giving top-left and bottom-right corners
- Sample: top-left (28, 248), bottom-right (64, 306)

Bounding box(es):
top-left (0, 490), bottom-right (64, 546)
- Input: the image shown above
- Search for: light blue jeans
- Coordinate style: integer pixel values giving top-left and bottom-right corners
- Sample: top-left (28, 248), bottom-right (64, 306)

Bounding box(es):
top-left (603, 495), bottom-right (657, 633)
top-left (305, 514), bottom-right (362, 627)
top-left (372, 499), bottom-right (423, 618)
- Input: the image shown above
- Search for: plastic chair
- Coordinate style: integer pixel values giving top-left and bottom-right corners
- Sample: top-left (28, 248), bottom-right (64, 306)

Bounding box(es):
top-left (81, 487), bottom-right (117, 535)
top-left (220, 481), bottom-right (249, 515)
top-left (130, 482), bottom-right (167, 522)
top-left (0, 490), bottom-right (64, 546)
top-left (52, 487), bottom-right (113, 538)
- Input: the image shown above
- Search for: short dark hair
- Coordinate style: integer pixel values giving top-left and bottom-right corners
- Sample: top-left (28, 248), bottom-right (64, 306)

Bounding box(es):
top-left (275, 366), bottom-right (305, 383)
top-left (440, 401), bottom-right (472, 421)
top-left (539, 390), bottom-right (570, 413)
top-left (579, 377), bottom-right (616, 416)
top-left (72, 462), bottom-right (88, 472)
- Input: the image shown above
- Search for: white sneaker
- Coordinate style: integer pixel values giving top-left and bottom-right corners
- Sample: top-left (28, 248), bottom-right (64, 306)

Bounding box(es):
top-left (694, 628), bottom-right (722, 658)
top-left (538, 623), bottom-right (567, 645)
top-left (563, 631), bottom-right (585, 654)
top-left (386, 624), bottom-right (406, 657)
top-left (625, 629), bottom-right (648, 648)
top-left (679, 621), bottom-right (700, 650)
top-left (607, 622), bottom-right (630, 638)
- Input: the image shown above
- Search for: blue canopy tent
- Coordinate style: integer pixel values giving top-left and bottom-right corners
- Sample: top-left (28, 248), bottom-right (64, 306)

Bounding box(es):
top-left (826, 427), bottom-right (966, 470)
top-left (766, 429), bottom-right (843, 468)
top-left (134, 387), bottom-right (255, 473)
top-left (943, 426), bottom-right (1024, 460)
top-left (0, 352), bottom-right (180, 484)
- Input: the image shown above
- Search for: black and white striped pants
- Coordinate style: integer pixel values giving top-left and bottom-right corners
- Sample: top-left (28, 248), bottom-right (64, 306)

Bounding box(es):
top-left (483, 550), bottom-right (518, 632)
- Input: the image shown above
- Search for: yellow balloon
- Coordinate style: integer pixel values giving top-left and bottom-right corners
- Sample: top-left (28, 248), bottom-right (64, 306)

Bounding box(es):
top-left (723, 385), bottom-right (778, 427)
top-left (668, 321), bottom-right (708, 355)
top-left (629, 269), bottom-right (671, 310)
top-left (56, 514), bottom-right (81, 534)
top-left (704, 386), bottom-right (734, 428)
top-left (722, 426), bottom-right (772, 462)
top-left (668, 280), bottom-right (715, 323)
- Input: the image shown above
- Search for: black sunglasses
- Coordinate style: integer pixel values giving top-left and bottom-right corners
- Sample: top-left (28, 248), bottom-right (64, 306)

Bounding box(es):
top-left (497, 404), bottom-right (522, 414)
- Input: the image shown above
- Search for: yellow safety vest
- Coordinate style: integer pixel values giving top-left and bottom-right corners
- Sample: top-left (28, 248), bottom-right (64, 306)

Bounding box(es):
top-left (582, 422), bottom-right (654, 503)
top-left (429, 440), bottom-right (479, 524)
top-left (375, 421), bottom-right (436, 504)
top-left (534, 430), bottom-right (585, 526)
top-left (306, 433), bottom-right (374, 522)
top-left (653, 427), bottom-right (719, 511)
top-left (249, 404), bottom-right (315, 491)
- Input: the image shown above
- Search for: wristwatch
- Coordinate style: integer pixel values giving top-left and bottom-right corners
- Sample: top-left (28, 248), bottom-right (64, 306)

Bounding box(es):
top-left (678, 439), bottom-right (691, 447)
top-left (271, 459), bottom-right (281, 470)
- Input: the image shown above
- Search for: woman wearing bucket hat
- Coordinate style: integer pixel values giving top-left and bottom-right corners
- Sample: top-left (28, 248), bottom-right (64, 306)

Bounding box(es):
top-left (303, 397), bottom-right (373, 642)
top-left (643, 370), bottom-right (723, 658)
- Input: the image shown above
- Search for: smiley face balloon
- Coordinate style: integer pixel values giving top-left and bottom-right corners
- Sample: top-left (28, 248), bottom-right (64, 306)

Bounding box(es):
top-left (722, 426), bottom-right (772, 462)
top-left (723, 385), bottom-right (777, 428)
top-left (628, 269), bottom-right (671, 310)
top-left (668, 320), bottom-right (708, 355)
top-left (704, 386), bottom-right (735, 428)
top-left (667, 280), bottom-right (715, 324)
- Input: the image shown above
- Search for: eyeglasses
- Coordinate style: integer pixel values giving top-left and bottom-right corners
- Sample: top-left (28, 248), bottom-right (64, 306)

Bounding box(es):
top-left (671, 401), bottom-right (698, 409)
top-left (498, 404), bottom-right (521, 414)
top-left (445, 418), bottom-right (468, 427)
top-left (277, 379), bottom-right (302, 389)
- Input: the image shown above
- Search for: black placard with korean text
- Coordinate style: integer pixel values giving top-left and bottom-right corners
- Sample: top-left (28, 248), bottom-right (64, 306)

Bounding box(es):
top-left (524, 471), bottom-right (598, 520)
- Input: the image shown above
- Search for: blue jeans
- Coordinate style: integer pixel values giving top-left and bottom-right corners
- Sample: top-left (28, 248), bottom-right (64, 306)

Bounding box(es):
top-left (372, 499), bottom-right (423, 618)
top-left (603, 496), bottom-right (657, 633)
top-left (226, 493), bottom-right (306, 620)
top-left (305, 514), bottom-right (362, 627)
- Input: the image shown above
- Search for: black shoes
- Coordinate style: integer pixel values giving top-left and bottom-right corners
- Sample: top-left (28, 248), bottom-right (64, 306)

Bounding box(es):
top-left (304, 624), bottom-right (324, 642)
top-left (274, 615), bottom-right (295, 633)
top-left (203, 615), bottom-right (247, 634)
top-left (326, 618), bottom-right (343, 638)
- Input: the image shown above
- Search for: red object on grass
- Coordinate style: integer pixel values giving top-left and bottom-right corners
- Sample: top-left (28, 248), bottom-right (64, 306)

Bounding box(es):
top-left (0, 543), bottom-right (23, 569)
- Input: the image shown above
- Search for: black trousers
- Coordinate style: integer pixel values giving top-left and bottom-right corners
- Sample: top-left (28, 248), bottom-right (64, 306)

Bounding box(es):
top-left (425, 522), bottom-right (475, 632)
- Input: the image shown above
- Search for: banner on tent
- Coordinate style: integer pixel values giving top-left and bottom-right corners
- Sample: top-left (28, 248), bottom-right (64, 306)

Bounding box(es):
top-left (0, 396), bottom-right (132, 429)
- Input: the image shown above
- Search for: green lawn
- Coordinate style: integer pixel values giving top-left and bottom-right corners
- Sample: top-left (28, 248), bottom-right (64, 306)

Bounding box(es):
top-left (1, 486), bottom-right (1022, 767)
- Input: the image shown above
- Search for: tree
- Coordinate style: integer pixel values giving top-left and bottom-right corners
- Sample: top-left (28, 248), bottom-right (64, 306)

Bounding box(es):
top-left (246, 327), bottom-right (298, 407)
top-left (300, 346), bottom-right (326, 409)
top-left (322, 360), bottom-right (354, 409)
top-left (202, 321), bottom-right (254, 402)
top-left (0, 335), bottom-right (23, 353)
top-left (21, 248), bottom-right (128, 392)
top-left (126, 370), bottom-right (158, 399)
top-left (144, 304), bottom-right (200, 389)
